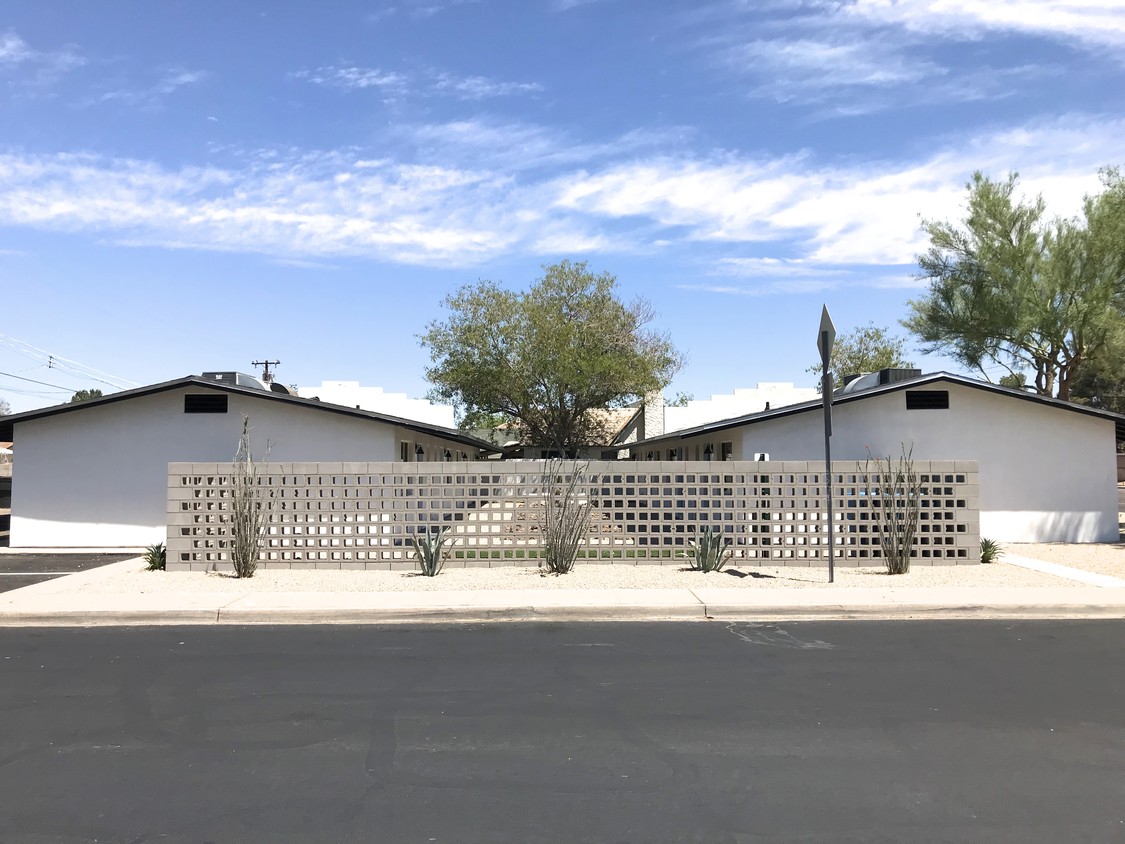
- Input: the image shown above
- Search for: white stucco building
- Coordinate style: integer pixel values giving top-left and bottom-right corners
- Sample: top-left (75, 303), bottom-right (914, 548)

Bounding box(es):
top-left (297, 380), bottom-right (455, 427)
top-left (0, 373), bottom-right (498, 548)
top-left (625, 372), bottom-right (1125, 543)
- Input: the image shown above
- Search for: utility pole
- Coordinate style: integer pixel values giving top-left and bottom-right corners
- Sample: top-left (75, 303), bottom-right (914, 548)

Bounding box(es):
top-left (252, 359), bottom-right (281, 384)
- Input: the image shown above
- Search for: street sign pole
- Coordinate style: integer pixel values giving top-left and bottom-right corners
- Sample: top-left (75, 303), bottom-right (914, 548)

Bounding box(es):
top-left (817, 306), bottom-right (836, 584)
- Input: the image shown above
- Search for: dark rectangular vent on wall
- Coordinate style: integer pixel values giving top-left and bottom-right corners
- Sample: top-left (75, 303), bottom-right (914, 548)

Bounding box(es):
top-left (184, 394), bottom-right (229, 414)
top-left (906, 390), bottom-right (949, 410)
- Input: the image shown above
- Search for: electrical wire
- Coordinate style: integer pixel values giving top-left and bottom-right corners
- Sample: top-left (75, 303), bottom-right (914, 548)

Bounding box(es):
top-left (0, 332), bottom-right (139, 389)
top-left (0, 370), bottom-right (79, 391)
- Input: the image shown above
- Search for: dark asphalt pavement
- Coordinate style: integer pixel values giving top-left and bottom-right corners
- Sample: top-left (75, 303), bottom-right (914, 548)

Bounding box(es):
top-left (1, 621), bottom-right (1123, 843)
top-left (0, 552), bottom-right (137, 593)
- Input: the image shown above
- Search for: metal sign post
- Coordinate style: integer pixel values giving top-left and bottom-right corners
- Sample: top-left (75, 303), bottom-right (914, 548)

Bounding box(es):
top-left (817, 306), bottom-right (836, 584)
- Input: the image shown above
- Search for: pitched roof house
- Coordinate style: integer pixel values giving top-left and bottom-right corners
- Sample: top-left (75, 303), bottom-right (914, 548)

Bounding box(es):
top-left (0, 373), bottom-right (499, 548)
top-left (623, 371), bottom-right (1125, 543)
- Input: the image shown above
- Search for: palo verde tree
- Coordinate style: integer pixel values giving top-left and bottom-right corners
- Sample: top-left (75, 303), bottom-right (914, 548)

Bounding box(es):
top-left (904, 168), bottom-right (1125, 400)
top-left (807, 323), bottom-right (912, 392)
top-left (421, 260), bottom-right (683, 455)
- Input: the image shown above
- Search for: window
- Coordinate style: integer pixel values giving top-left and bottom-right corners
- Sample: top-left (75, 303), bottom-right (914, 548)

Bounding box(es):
top-left (906, 390), bottom-right (949, 410)
top-left (184, 394), bottom-right (228, 413)
top-left (721, 442), bottom-right (734, 461)
top-left (400, 441), bottom-right (410, 462)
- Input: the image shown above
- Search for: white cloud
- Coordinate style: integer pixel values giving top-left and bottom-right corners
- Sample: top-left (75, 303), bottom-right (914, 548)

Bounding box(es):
top-left (432, 73), bottom-right (543, 100)
top-left (296, 65), bottom-right (542, 101)
top-left (841, 0), bottom-right (1125, 50)
top-left (0, 115), bottom-right (1117, 271)
top-left (93, 68), bottom-right (208, 106)
top-left (0, 30), bottom-right (84, 88)
top-left (552, 114), bottom-right (1119, 265)
top-left (292, 66), bottom-right (407, 94)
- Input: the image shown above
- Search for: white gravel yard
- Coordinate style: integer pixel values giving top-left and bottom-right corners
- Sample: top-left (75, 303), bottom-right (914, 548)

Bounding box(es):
top-left (60, 556), bottom-right (1082, 594)
top-left (1006, 543), bottom-right (1125, 581)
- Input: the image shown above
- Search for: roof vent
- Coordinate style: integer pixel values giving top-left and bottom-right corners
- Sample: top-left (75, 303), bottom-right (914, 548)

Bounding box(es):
top-left (201, 371), bottom-right (269, 391)
top-left (838, 368), bottom-right (922, 395)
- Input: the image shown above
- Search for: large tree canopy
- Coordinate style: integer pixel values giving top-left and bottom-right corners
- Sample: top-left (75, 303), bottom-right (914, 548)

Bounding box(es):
top-left (421, 260), bottom-right (683, 454)
top-left (904, 169), bottom-right (1125, 400)
top-left (807, 323), bottom-right (912, 392)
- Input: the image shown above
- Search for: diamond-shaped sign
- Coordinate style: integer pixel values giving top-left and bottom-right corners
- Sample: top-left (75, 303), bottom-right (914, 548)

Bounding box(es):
top-left (817, 305), bottom-right (836, 364)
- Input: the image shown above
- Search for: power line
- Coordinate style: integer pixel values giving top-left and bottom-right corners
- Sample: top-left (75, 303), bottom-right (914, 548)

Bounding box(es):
top-left (0, 333), bottom-right (139, 389)
top-left (0, 370), bottom-right (77, 391)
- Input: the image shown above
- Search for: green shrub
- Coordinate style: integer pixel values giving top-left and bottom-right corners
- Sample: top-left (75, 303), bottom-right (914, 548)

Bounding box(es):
top-left (688, 527), bottom-right (730, 573)
top-left (411, 527), bottom-right (455, 577)
top-left (143, 542), bottom-right (166, 571)
top-left (980, 537), bottom-right (1004, 564)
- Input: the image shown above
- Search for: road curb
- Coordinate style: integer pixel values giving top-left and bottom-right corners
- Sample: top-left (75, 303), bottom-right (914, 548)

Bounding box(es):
top-left (2, 602), bottom-right (1124, 626)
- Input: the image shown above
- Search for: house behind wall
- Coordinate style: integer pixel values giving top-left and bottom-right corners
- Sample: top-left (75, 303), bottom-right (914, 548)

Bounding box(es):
top-left (623, 373), bottom-right (1124, 543)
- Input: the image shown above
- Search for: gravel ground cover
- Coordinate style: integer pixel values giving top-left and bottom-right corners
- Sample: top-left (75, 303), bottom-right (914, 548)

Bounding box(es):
top-left (59, 557), bottom-right (1078, 594)
top-left (1007, 542), bottom-right (1125, 580)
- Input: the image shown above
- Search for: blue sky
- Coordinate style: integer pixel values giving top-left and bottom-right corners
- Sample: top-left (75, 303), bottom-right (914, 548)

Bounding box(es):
top-left (2, 0), bottom-right (1123, 414)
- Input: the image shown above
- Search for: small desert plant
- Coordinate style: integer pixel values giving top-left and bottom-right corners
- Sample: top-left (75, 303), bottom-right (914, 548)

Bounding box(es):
top-left (143, 542), bottom-right (166, 571)
top-left (411, 527), bottom-right (455, 576)
top-left (980, 537), bottom-right (1004, 564)
top-left (540, 460), bottom-right (593, 575)
top-left (229, 416), bottom-right (271, 579)
top-left (865, 444), bottom-right (921, 575)
top-left (688, 527), bottom-right (731, 572)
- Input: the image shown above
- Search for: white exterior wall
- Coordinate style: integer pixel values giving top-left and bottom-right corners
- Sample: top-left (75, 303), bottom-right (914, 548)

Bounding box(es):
top-left (10, 388), bottom-right (475, 548)
top-left (297, 380), bottom-right (455, 428)
top-left (665, 383), bottom-right (819, 432)
top-left (660, 383), bottom-right (1118, 542)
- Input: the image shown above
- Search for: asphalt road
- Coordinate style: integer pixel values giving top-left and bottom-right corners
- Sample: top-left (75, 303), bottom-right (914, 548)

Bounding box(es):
top-left (1, 621), bottom-right (1123, 843)
top-left (0, 552), bottom-right (137, 593)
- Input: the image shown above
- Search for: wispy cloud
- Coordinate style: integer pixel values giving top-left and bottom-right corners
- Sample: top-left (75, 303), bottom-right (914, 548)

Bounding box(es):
top-left (432, 73), bottom-right (543, 100)
top-left (696, 0), bottom-right (1118, 113)
top-left (91, 68), bottom-right (208, 107)
top-left (840, 0), bottom-right (1125, 50)
top-left (397, 118), bottom-right (691, 171)
top-left (677, 279), bottom-right (840, 296)
top-left (295, 64), bottom-right (541, 102)
top-left (0, 30), bottom-right (85, 90)
top-left (0, 115), bottom-right (1117, 271)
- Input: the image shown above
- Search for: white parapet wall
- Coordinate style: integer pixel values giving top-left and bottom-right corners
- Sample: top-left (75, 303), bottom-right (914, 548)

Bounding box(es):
top-left (298, 381), bottom-right (455, 428)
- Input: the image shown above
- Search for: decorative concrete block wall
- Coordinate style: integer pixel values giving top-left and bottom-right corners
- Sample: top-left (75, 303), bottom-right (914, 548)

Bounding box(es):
top-left (166, 460), bottom-right (980, 571)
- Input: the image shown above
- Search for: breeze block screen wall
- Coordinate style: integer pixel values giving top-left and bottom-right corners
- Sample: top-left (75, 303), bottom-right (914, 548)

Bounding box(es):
top-left (166, 460), bottom-right (980, 571)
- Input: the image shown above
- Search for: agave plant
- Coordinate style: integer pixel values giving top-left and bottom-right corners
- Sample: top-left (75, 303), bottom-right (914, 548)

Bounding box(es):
top-left (688, 526), bottom-right (731, 573)
top-left (980, 537), bottom-right (1004, 564)
top-left (143, 542), bottom-right (166, 571)
top-left (411, 527), bottom-right (455, 577)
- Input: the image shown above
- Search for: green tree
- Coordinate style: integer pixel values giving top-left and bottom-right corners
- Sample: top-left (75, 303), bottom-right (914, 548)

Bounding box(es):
top-left (807, 323), bottom-right (912, 391)
top-left (421, 259), bottom-right (683, 455)
top-left (69, 389), bottom-right (103, 403)
top-left (904, 169), bottom-right (1125, 400)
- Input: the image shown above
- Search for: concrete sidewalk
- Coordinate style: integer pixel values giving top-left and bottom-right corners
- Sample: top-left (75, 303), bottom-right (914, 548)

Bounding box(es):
top-left (2, 558), bottom-right (1125, 625)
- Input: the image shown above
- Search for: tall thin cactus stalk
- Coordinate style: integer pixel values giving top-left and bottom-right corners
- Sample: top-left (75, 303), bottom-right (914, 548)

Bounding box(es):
top-left (229, 416), bottom-right (270, 578)
top-left (540, 460), bottom-right (593, 574)
top-left (865, 444), bottom-right (920, 575)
